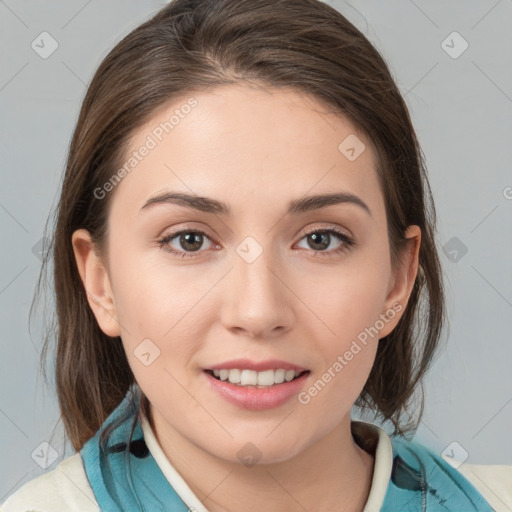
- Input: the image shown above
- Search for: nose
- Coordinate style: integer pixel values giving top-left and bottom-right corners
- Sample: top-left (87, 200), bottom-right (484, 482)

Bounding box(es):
top-left (220, 243), bottom-right (294, 339)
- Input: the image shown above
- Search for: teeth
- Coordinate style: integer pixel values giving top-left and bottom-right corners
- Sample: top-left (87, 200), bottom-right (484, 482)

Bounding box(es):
top-left (210, 368), bottom-right (304, 387)
top-left (285, 370), bottom-right (298, 382)
top-left (240, 369), bottom-right (258, 386)
top-left (274, 369), bottom-right (285, 384)
top-left (257, 369), bottom-right (274, 386)
top-left (228, 369), bottom-right (241, 383)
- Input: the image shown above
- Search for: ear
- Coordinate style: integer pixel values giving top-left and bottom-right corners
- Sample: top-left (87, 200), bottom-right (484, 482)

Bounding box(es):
top-left (378, 225), bottom-right (421, 339)
top-left (71, 229), bottom-right (121, 338)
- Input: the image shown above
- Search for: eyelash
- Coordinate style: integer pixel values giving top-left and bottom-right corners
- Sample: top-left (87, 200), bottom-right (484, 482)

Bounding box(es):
top-left (156, 226), bottom-right (355, 259)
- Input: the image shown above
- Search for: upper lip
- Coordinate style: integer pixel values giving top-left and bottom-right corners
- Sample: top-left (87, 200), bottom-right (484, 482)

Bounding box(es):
top-left (206, 359), bottom-right (308, 372)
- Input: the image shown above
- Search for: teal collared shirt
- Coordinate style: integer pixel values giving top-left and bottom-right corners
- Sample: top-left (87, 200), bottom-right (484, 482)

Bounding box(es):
top-left (81, 387), bottom-right (494, 511)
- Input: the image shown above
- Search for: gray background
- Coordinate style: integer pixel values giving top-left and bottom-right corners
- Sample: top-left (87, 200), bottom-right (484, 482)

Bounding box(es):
top-left (1, 0), bottom-right (511, 501)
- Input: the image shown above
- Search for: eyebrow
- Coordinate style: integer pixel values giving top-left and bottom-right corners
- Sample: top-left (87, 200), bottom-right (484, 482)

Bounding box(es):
top-left (139, 191), bottom-right (372, 217)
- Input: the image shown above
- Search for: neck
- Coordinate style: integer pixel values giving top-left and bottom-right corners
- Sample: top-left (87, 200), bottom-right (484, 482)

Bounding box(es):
top-left (149, 410), bottom-right (375, 512)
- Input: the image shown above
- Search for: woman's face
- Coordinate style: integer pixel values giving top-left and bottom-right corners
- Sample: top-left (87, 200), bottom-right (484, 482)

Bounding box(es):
top-left (73, 83), bottom-right (420, 464)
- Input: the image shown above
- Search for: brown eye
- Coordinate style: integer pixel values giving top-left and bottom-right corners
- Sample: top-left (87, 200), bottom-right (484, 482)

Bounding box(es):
top-left (306, 232), bottom-right (331, 251)
top-left (178, 232), bottom-right (204, 252)
top-left (157, 229), bottom-right (214, 257)
top-left (295, 227), bottom-right (355, 257)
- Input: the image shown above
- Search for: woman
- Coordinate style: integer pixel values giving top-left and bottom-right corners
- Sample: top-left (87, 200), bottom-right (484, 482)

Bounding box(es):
top-left (2, 0), bottom-right (511, 510)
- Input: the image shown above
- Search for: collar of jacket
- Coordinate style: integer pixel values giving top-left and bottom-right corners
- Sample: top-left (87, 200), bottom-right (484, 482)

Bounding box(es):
top-left (80, 386), bottom-right (494, 512)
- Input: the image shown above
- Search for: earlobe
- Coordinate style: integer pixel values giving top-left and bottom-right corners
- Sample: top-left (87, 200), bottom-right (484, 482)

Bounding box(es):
top-left (71, 229), bottom-right (121, 338)
top-left (379, 225), bottom-right (421, 339)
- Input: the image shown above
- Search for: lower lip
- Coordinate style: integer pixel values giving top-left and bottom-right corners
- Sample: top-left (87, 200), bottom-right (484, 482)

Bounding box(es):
top-left (203, 371), bottom-right (310, 410)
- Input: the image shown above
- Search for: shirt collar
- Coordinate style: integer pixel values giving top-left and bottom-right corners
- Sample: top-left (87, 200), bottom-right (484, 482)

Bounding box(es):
top-left (141, 413), bottom-right (394, 512)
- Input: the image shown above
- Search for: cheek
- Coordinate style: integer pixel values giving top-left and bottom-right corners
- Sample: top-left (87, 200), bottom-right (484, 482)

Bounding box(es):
top-left (302, 303), bottom-right (380, 415)
top-left (297, 337), bottom-right (378, 432)
top-left (297, 259), bottom-right (390, 341)
top-left (109, 258), bottom-right (208, 372)
top-left (296, 250), bottom-right (389, 392)
top-left (110, 251), bottom-right (197, 328)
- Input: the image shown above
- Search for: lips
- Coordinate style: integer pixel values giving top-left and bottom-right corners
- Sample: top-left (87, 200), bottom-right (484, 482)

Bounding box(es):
top-left (203, 369), bottom-right (310, 410)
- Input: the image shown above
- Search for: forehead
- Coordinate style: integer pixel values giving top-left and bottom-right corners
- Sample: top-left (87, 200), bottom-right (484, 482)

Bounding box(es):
top-left (109, 83), bottom-right (382, 222)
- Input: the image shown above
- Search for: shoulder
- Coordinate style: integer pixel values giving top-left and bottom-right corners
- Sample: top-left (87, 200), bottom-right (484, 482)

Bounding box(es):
top-left (454, 462), bottom-right (512, 512)
top-left (0, 453), bottom-right (99, 512)
top-left (385, 435), bottom-right (511, 511)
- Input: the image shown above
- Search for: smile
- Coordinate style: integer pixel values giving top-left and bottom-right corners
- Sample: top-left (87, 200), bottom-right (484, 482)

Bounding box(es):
top-left (203, 368), bottom-right (311, 410)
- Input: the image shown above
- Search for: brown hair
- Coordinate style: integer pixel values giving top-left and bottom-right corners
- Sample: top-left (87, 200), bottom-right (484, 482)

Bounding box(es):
top-left (33, 0), bottom-right (446, 452)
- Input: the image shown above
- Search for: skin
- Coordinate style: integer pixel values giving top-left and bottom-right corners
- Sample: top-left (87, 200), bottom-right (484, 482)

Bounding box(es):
top-left (72, 83), bottom-right (421, 512)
